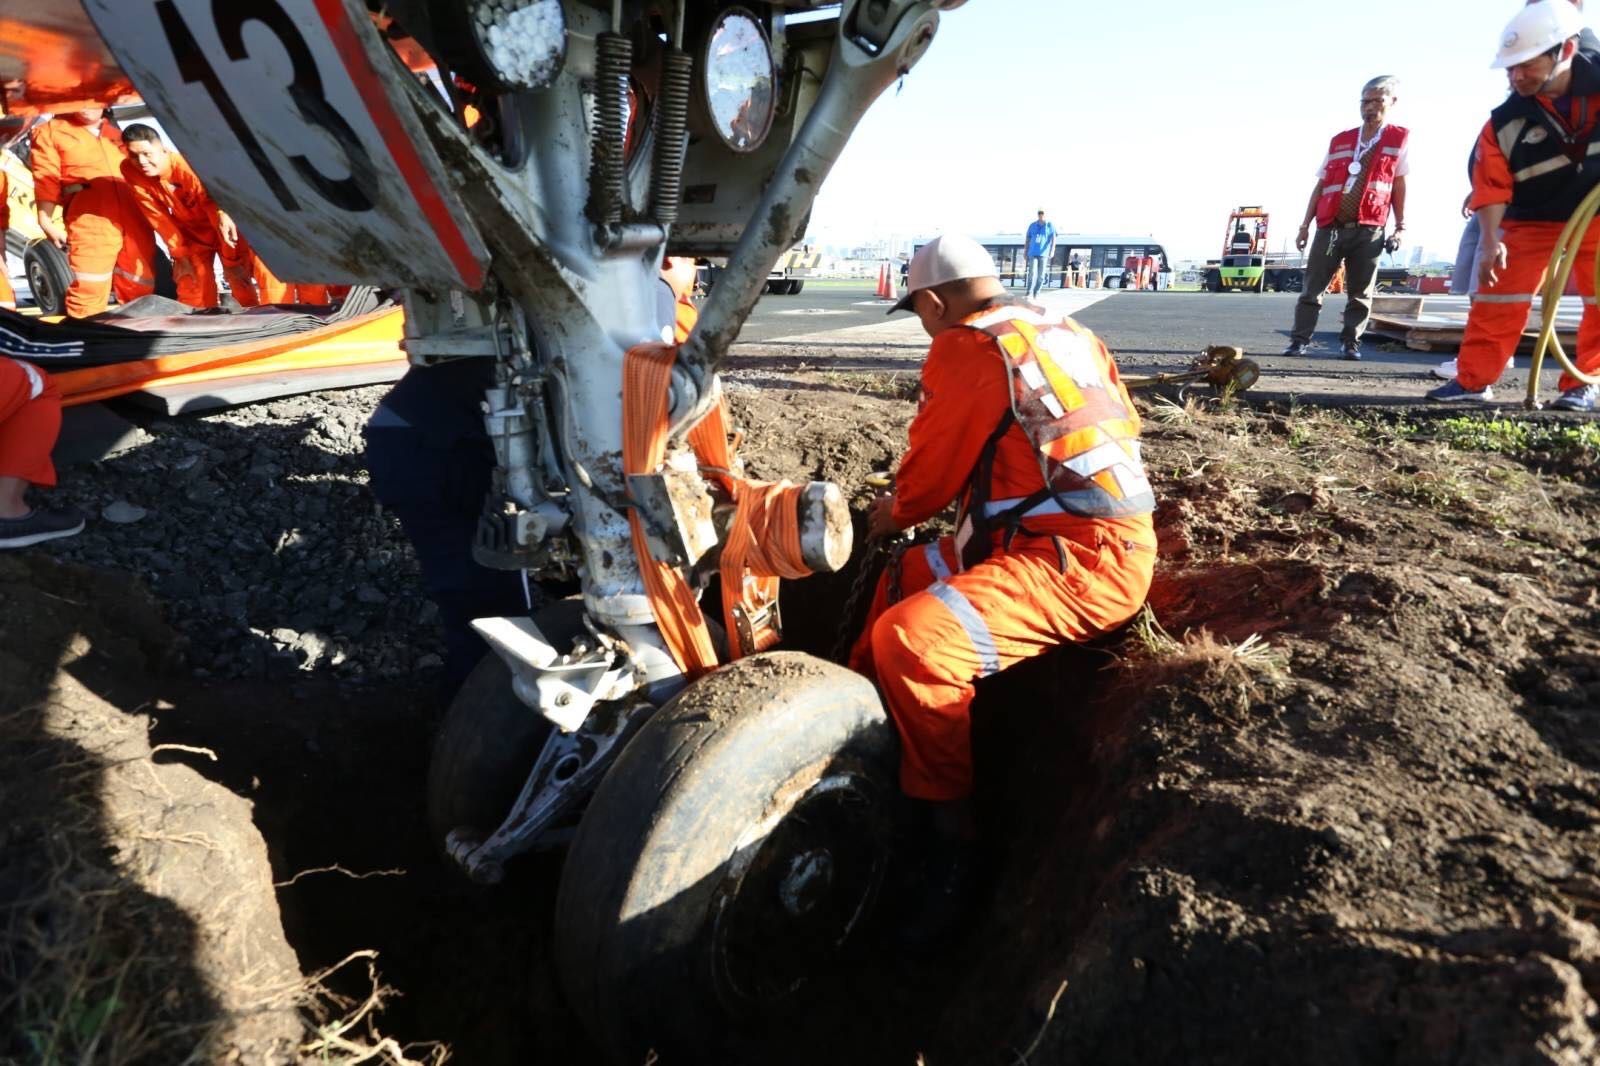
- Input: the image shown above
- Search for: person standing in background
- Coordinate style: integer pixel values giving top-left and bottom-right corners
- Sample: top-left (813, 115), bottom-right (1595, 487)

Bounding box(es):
top-left (1024, 210), bottom-right (1055, 299)
top-left (1282, 76), bottom-right (1410, 361)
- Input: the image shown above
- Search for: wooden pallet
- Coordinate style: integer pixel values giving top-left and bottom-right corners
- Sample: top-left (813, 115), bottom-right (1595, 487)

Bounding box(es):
top-left (1367, 295), bottom-right (1582, 353)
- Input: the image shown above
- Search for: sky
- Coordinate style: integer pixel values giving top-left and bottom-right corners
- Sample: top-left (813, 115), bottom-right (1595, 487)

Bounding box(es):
top-left (805, 0), bottom-right (1552, 264)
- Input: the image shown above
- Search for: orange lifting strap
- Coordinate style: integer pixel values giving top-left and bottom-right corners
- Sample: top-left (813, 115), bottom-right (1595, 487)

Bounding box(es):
top-left (622, 342), bottom-right (811, 678)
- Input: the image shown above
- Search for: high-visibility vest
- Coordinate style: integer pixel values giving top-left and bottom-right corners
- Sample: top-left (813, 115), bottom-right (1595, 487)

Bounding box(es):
top-left (955, 305), bottom-right (1153, 567)
top-left (1490, 54), bottom-right (1600, 223)
top-left (1313, 124), bottom-right (1409, 229)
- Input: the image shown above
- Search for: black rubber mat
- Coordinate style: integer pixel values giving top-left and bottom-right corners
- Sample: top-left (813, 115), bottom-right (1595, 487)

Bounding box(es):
top-left (0, 286), bottom-right (391, 367)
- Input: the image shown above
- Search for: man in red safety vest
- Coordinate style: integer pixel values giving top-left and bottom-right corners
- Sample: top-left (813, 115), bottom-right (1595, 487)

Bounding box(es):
top-left (1283, 77), bottom-right (1410, 361)
top-left (1428, 0), bottom-right (1600, 411)
top-left (849, 235), bottom-right (1157, 942)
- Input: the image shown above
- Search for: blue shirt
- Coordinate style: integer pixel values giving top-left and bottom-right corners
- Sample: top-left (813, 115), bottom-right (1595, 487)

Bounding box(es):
top-left (1025, 220), bottom-right (1056, 258)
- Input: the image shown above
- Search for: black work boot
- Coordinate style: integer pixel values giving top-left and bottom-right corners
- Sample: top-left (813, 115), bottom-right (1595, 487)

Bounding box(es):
top-left (893, 838), bottom-right (980, 954)
top-left (1282, 341), bottom-right (1308, 356)
top-left (890, 798), bottom-right (983, 954)
top-left (1342, 340), bottom-right (1362, 361)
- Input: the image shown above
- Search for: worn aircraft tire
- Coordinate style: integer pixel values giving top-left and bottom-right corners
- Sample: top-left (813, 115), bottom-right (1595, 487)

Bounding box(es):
top-left (554, 651), bottom-right (898, 1065)
top-left (424, 599), bottom-right (587, 856)
top-left (788, 280), bottom-right (804, 295)
top-left (24, 239), bottom-right (71, 316)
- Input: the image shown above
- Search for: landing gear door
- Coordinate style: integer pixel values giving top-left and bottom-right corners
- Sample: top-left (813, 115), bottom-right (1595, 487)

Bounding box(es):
top-left (81, 0), bottom-right (489, 292)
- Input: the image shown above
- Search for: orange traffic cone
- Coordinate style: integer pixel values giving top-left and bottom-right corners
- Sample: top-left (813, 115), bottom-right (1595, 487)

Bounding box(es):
top-left (876, 263), bottom-right (894, 300)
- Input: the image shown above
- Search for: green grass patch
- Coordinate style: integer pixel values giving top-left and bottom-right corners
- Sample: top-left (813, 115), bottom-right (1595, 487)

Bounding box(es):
top-left (1430, 417), bottom-right (1600, 457)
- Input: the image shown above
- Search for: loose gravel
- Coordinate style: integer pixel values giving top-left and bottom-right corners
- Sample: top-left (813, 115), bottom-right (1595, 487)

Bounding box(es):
top-left (41, 387), bottom-right (445, 684)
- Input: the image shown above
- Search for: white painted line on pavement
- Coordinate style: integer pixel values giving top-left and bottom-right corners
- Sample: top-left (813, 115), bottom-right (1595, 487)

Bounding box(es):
top-left (765, 288), bottom-right (1118, 345)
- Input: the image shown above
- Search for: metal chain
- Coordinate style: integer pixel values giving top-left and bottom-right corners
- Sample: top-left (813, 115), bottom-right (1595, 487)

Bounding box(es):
top-left (830, 532), bottom-right (911, 665)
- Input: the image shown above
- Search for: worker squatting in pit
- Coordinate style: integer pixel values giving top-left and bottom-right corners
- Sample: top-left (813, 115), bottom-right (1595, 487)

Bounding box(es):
top-left (847, 235), bottom-right (1157, 941)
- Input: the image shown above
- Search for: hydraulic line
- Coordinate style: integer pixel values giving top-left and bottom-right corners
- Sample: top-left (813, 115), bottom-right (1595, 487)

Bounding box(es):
top-left (1525, 183), bottom-right (1600, 408)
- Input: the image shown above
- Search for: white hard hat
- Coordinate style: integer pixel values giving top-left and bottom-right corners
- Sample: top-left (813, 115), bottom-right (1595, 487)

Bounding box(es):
top-left (889, 235), bottom-right (999, 314)
top-left (1493, 1), bottom-right (1587, 69)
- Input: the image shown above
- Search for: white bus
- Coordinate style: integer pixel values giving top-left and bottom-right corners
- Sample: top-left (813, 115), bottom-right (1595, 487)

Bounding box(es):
top-left (922, 233), bottom-right (1172, 290)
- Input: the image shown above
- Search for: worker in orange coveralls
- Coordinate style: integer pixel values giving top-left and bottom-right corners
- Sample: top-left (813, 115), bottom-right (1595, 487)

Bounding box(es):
top-left (0, 357), bottom-right (84, 548)
top-left (118, 124), bottom-right (265, 309)
top-left (30, 108), bottom-right (157, 318)
top-left (254, 269), bottom-right (333, 306)
top-left (848, 234), bottom-right (1157, 941)
top-left (1428, 1), bottom-right (1600, 411)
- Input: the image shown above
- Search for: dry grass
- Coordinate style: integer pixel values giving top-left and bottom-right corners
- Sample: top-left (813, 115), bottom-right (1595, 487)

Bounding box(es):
top-left (1123, 606), bottom-right (1290, 721)
top-left (299, 952), bottom-right (449, 1065)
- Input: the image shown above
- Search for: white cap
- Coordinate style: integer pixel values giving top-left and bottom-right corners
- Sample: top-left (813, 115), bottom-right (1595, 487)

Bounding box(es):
top-left (1493, 1), bottom-right (1586, 69)
top-left (889, 235), bottom-right (999, 314)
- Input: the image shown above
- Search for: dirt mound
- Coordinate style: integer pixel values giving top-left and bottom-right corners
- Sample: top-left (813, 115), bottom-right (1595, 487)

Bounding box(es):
top-left (932, 401), bottom-right (1600, 1065)
top-left (0, 554), bottom-right (303, 1063)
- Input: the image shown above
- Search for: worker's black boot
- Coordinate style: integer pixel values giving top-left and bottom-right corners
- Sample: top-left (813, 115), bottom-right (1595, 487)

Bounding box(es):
top-left (893, 838), bottom-right (980, 954)
top-left (890, 799), bottom-right (983, 954)
top-left (1282, 341), bottom-right (1308, 356)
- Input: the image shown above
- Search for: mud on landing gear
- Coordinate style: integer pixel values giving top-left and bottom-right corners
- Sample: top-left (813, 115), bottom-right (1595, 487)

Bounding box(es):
top-left (554, 652), bottom-right (898, 1064)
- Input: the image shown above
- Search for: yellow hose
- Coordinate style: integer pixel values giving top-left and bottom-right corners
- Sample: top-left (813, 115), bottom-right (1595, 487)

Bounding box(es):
top-left (1525, 183), bottom-right (1600, 407)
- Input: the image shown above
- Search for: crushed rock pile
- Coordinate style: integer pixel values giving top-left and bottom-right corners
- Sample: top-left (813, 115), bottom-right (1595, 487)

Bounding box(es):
top-left (44, 387), bottom-right (445, 684)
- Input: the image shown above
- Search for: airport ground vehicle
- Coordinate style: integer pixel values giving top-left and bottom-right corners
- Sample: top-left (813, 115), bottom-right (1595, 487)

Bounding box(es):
top-left (1203, 206), bottom-right (1306, 293)
top-left (766, 242), bottom-right (820, 293)
top-left (0, 1), bottom-right (957, 1061)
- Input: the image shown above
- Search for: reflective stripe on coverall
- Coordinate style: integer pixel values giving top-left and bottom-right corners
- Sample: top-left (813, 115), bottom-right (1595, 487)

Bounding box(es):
top-left (847, 309), bottom-right (1156, 801)
top-left (121, 150), bottom-right (262, 308)
top-left (30, 118), bottom-right (156, 318)
top-left (0, 357), bottom-right (61, 487)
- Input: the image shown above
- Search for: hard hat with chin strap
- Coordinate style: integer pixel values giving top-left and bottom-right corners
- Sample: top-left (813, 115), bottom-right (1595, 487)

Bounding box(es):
top-left (1493, 1), bottom-right (1588, 69)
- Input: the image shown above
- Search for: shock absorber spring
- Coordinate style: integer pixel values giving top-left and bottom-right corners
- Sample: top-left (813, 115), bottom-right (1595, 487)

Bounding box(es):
top-left (589, 31), bottom-right (633, 226)
top-left (650, 48), bottom-right (694, 226)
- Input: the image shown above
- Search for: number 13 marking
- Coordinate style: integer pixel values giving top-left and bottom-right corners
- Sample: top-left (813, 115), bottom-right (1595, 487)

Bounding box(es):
top-left (155, 0), bottom-right (376, 213)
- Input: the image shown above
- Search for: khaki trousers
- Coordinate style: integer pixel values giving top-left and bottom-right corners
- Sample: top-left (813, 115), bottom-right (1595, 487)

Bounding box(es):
top-left (1290, 224), bottom-right (1384, 345)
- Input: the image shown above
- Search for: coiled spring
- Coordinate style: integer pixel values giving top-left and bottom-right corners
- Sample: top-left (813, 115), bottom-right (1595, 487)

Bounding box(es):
top-left (590, 31), bottom-right (632, 225)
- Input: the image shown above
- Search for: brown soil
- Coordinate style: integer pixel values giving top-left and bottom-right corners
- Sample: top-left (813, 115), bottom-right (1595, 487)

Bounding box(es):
top-left (5, 374), bottom-right (1600, 1064)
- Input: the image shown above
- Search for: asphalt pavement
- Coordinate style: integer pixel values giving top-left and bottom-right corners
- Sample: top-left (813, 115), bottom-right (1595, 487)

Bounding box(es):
top-left (732, 283), bottom-right (1572, 410)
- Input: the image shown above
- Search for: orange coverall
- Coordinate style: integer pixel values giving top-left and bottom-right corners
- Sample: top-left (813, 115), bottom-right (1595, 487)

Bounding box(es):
top-left (848, 314), bottom-right (1157, 801)
top-left (1459, 105), bottom-right (1600, 393)
top-left (30, 117), bottom-right (156, 318)
top-left (120, 150), bottom-right (263, 309)
top-left (0, 357), bottom-right (61, 488)
top-left (253, 265), bottom-right (330, 306)
top-left (0, 168), bottom-right (14, 309)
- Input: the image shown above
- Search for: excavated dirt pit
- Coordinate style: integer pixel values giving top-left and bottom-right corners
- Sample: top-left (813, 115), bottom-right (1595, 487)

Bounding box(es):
top-left (5, 373), bottom-right (1600, 1064)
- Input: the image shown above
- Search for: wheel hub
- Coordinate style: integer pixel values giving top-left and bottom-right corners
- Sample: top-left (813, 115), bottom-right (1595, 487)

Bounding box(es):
top-left (778, 849), bottom-right (836, 917)
top-left (709, 767), bottom-right (890, 1013)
